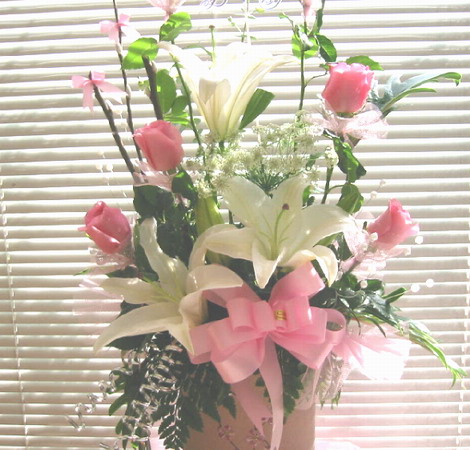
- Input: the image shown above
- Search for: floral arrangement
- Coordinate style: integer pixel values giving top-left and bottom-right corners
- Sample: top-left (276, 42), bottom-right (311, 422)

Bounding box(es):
top-left (72, 0), bottom-right (465, 449)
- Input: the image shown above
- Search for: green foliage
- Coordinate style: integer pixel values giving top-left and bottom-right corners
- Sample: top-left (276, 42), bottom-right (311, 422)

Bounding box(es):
top-left (159, 12), bottom-right (192, 42)
top-left (156, 69), bottom-right (177, 114)
top-left (316, 34), bottom-right (337, 62)
top-left (172, 169), bottom-right (197, 202)
top-left (133, 185), bottom-right (195, 264)
top-left (291, 29), bottom-right (318, 59)
top-left (371, 71), bottom-right (462, 117)
top-left (277, 347), bottom-right (308, 418)
top-left (337, 182), bottom-right (364, 214)
top-left (164, 95), bottom-right (190, 127)
top-left (122, 38), bottom-right (158, 70)
top-left (345, 55), bottom-right (383, 71)
top-left (329, 134), bottom-right (366, 183)
top-left (239, 88), bottom-right (275, 130)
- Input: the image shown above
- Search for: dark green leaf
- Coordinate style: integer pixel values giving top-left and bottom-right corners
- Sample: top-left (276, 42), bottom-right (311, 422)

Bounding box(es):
top-left (172, 169), bottom-right (197, 202)
top-left (345, 55), bottom-right (383, 71)
top-left (109, 394), bottom-right (130, 416)
top-left (316, 34), bottom-right (337, 62)
top-left (122, 38), bottom-right (158, 70)
top-left (333, 138), bottom-right (367, 183)
top-left (239, 88), bottom-right (275, 130)
top-left (159, 12), bottom-right (192, 42)
top-left (384, 287), bottom-right (407, 304)
top-left (313, 0), bottom-right (326, 34)
top-left (156, 69), bottom-right (177, 114)
top-left (337, 183), bottom-right (364, 214)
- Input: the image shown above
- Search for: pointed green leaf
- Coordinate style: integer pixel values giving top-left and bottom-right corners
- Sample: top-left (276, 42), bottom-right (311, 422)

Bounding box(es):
top-left (159, 12), bottom-right (192, 42)
top-left (239, 88), bottom-right (275, 130)
top-left (345, 55), bottom-right (383, 71)
top-left (337, 183), bottom-right (364, 214)
top-left (122, 38), bottom-right (158, 70)
top-left (155, 69), bottom-right (177, 114)
top-left (316, 34), bottom-right (337, 63)
top-left (333, 138), bottom-right (367, 183)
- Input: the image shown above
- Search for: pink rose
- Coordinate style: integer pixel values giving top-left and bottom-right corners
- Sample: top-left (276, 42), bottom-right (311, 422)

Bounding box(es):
top-left (367, 199), bottom-right (419, 250)
top-left (80, 201), bottom-right (131, 254)
top-left (134, 120), bottom-right (184, 172)
top-left (322, 62), bottom-right (374, 114)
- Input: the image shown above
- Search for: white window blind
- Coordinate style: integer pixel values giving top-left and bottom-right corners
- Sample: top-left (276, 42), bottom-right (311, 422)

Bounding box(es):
top-left (0, 0), bottom-right (469, 448)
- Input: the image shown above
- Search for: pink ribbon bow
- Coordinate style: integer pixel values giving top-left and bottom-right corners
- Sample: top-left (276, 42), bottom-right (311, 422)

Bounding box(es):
top-left (99, 13), bottom-right (140, 44)
top-left (71, 71), bottom-right (124, 111)
top-left (333, 322), bottom-right (411, 380)
top-left (190, 263), bottom-right (347, 450)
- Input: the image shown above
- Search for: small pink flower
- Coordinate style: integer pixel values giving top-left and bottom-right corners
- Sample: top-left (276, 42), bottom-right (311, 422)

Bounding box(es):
top-left (99, 14), bottom-right (140, 44)
top-left (367, 199), bottom-right (419, 250)
top-left (79, 201), bottom-right (132, 254)
top-left (71, 71), bottom-right (124, 111)
top-left (148, 0), bottom-right (186, 20)
top-left (133, 120), bottom-right (184, 172)
top-left (322, 62), bottom-right (374, 114)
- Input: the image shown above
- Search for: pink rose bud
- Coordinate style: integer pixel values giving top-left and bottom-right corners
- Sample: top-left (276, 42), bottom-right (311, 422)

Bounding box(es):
top-left (322, 62), bottom-right (374, 114)
top-left (300, 0), bottom-right (315, 17)
top-left (367, 199), bottom-right (420, 250)
top-left (133, 120), bottom-right (184, 172)
top-left (80, 201), bottom-right (131, 254)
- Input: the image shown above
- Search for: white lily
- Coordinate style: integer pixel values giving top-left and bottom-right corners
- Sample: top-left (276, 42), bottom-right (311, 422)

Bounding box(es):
top-left (159, 41), bottom-right (294, 141)
top-left (191, 176), bottom-right (354, 289)
top-left (94, 218), bottom-right (243, 353)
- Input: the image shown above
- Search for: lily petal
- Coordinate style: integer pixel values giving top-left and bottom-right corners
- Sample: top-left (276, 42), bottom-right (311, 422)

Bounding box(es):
top-left (100, 277), bottom-right (170, 304)
top-left (140, 218), bottom-right (188, 299)
top-left (207, 227), bottom-right (256, 258)
top-left (252, 239), bottom-right (280, 289)
top-left (93, 303), bottom-right (180, 352)
top-left (284, 245), bottom-right (339, 285)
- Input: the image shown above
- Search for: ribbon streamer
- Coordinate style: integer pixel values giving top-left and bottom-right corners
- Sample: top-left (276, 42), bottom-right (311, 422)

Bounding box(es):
top-left (190, 263), bottom-right (346, 450)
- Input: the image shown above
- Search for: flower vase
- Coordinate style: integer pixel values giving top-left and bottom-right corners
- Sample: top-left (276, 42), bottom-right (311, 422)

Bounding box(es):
top-left (185, 369), bottom-right (318, 450)
top-left (185, 398), bottom-right (315, 450)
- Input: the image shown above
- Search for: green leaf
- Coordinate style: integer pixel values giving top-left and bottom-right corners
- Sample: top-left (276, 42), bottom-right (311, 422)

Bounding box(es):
top-left (159, 12), bottom-right (192, 42)
top-left (316, 34), bottom-right (337, 62)
top-left (172, 95), bottom-right (189, 113)
top-left (239, 88), bottom-right (275, 130)
top-left (333, 138), bottom-right (367, 183)
top-left (156, 69), bottom-right (177, 114)
top-left (292, 29), bottom-right (318, 60)
top-left (373, 71), bottom-right (462, 116)
top-left (171, 169), bottom-right (197, 202)
top-left (122, 38), bottom-right (158, 70)
top-left (345, 55), bottom-right (383, 71)
top-left (384, 287), bottom-right (407, 304)
top-left (109, 394), bottom-right (129, 416)
top-left (337, 182), bottom-right (364, 214)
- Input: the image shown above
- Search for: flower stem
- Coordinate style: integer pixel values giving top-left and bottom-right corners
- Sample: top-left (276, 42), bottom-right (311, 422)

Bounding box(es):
top-left (93, 83), bottom-right (135, 174)
top-left (112, 0), bottom-right (142, 160)
top-left (298, 19), bottom-right (308, 111)
top-left (172, 58), bottom-right (204, 155)
top-left (142, 56), bottom-right (164, 121)
top-left (321, 166), bottom-right (333, 204)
